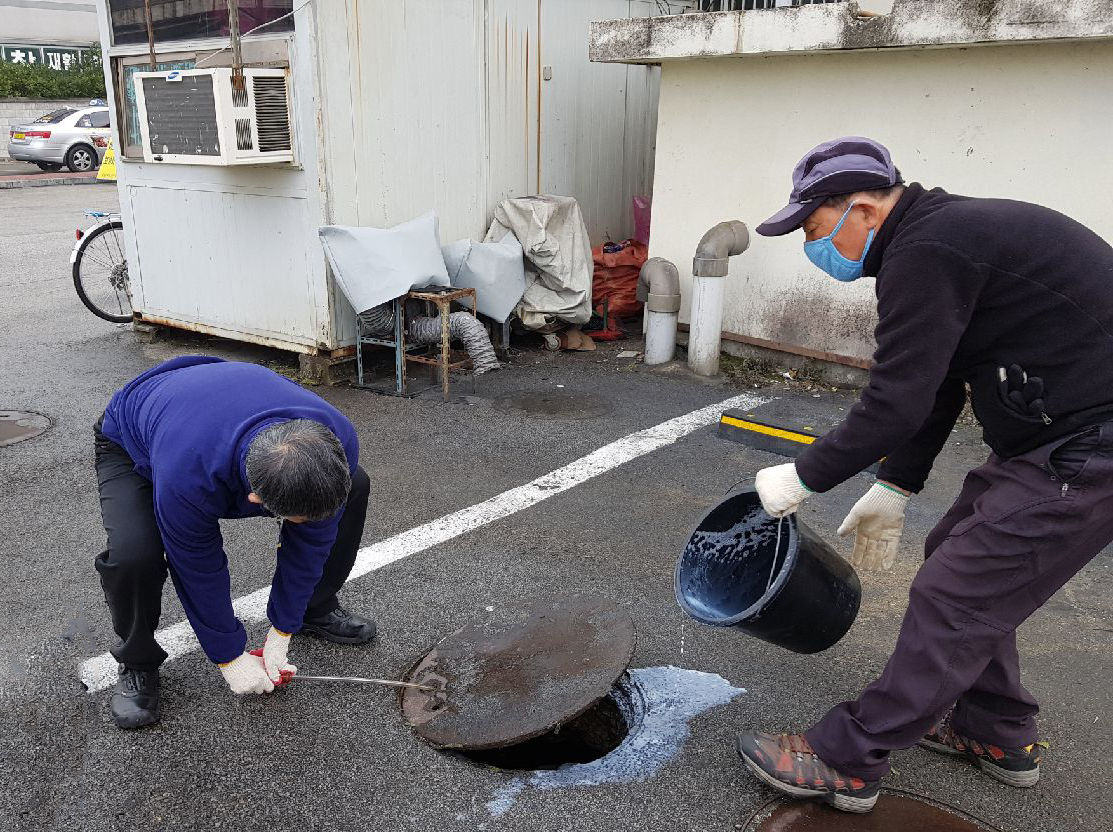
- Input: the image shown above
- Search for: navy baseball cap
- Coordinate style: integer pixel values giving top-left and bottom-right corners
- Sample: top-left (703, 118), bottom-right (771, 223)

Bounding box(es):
top-left (757, 137), bottom-right (902, 237)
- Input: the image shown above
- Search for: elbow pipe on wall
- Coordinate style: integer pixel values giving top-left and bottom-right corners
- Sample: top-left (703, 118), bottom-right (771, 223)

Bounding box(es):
top-left (689, 220), bottom-right (750, 376)
top-left (637, 257), bottom-right (681, 365)
top-left (692, 220), bottom-right (750, 277)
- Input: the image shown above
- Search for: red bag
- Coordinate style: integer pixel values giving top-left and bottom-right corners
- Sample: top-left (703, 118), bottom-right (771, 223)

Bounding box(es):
top-left (592, 240), bottom-right (647, 321)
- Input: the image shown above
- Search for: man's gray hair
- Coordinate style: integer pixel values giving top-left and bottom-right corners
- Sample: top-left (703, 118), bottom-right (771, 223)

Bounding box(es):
top-left (824, 182), bottom-right (904, 210)
top-left (246, 419), bottom-right (351, 521)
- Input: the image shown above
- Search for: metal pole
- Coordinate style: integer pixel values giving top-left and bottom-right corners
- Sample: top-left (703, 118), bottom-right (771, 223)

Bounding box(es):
top-left (142, 0), bottom-right (157, 69)
top-left (440, 300), bottom-right (451, 401)
top-left (226, 0), bottom-right (244, 89)
top-left (395, 296), bottom-right (406, 395)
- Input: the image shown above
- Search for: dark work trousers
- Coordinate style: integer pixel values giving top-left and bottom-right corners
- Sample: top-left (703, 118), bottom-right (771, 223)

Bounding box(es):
top-left (93, 420), bottom-right (371, 671)
top-left (806, 422), bottom-right (1113, 781)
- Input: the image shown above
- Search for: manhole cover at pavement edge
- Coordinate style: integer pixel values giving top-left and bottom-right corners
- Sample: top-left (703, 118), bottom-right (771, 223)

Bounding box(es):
top-left (492, 389), bottom-right (613, 420)
top-left (400, 594), bottom-right (636, 751)
top-left (0, 411), bottom-right (51, 447)
top-left (753, 794), bottom-right (992, 832)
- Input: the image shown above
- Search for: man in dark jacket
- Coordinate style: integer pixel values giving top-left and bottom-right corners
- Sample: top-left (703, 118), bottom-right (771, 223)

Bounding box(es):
top-left (94, 356), bottom-right (376, 728)
top-left (738, 137), bottom-right (1113, 813)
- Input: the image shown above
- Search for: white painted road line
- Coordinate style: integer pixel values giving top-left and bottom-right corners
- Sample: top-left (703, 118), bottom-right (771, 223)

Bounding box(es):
top-left (80, 392), bottom-right (768, 693)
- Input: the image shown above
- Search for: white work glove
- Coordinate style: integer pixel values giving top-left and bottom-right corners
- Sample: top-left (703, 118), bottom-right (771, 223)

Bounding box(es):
top-left (219, 652), bottom-right (276, 695)
top-left (754, 463), bottom-right (813, 518)
top-left (262, 626), bottom-right (296, 683)
top-left (837, 482), bottom-right (910, 571)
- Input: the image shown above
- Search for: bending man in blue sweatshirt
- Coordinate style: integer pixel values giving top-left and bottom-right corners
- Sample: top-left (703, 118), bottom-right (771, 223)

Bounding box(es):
top-left (94, 356), bottom-right (375, 728)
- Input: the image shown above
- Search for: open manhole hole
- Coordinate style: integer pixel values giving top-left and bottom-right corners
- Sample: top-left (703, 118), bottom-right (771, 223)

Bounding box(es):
top-left (400, 595), bottom-right (636, 770)
top-left (0, 411), bottom-right (50, 446)
top-left (492, 389), bottom-right (613, 420)
top-left (748, 794), bottom-right (998, 831)
top-left (460, 674), bottom-right (643, 770)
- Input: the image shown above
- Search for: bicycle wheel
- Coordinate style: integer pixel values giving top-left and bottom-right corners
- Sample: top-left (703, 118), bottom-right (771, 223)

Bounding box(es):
top-left (73, 220), bottom-right (132, 323)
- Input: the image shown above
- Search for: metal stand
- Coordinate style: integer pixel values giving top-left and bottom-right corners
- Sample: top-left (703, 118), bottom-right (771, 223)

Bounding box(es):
top-left (407, 287), bottom-right (478, 401)
top-left (354, 287), bottom-right (478, 401)
top-left (479, 313), bottom-right (512, 360)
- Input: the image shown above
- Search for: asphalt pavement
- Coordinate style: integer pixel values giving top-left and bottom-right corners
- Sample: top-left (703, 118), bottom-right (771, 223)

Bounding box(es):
top-left (0, 159), bottom-right (102, 188)
top-left (1, 185), bottom-right (1110, 832)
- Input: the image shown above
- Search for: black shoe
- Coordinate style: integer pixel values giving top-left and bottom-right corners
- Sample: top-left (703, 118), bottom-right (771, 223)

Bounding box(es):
top-left (919, 711), bottom-right (1041, 788)
top-left (110, 665), bottom-right (160, 729)
top-left (301, 607), bottom-right (377, 645)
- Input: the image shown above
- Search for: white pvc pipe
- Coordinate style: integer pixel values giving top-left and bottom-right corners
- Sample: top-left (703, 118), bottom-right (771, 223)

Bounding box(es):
top-left (644, 309), bottom-right (677, 365)
top-left (688, 275), bottom-right (725, 376)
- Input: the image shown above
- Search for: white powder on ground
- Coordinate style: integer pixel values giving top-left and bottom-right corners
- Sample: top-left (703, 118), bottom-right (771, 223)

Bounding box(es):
top-left (485, 665), bottom-right (745, 817)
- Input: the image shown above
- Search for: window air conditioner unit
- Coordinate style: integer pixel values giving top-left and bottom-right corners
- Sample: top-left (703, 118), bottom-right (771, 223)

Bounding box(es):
top-left (134, 67), bottom-right (294, 166)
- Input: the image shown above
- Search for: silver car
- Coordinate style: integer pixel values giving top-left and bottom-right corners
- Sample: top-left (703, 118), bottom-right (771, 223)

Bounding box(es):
top-left (7, 104), bottom-right (111, 173)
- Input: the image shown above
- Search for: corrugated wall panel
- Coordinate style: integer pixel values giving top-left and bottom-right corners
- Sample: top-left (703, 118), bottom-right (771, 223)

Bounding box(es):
top-left (623, 1), bottom-right (661, 236)
top-left (537, 0), bottom-right (656, 242)
top-left (320, 0), bottom-right (488, 243)
top-left (485, 0), bottom-right (540, 215)
top-left (129, 185), bottom-right (319, 346)
top-left (317, 0), bottom-right (659, 248)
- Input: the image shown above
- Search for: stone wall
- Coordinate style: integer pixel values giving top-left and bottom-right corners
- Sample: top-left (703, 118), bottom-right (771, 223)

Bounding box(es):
top-left (1, 99), bottom-right (92, 159)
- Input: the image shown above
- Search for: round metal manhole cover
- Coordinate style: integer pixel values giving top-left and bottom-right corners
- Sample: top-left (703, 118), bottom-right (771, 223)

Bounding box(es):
top-left (0, 411), bottom-right (50, 447)
top-left (492, 389), bottom-right (613, 420)
top-left (751, 795), bottom-right (991, 831)
top-left (400, 595), bottom-right (636, 751)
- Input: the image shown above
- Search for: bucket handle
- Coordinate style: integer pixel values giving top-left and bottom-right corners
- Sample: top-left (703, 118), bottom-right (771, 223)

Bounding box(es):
top-left (725, 474), bottom-right (755, 494)
top-left (724, 474), bottom-right (788, 593)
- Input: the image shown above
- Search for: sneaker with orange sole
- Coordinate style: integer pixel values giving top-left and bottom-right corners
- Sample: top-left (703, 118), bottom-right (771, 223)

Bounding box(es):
top-left (736, 730), bottom-right (880, 813)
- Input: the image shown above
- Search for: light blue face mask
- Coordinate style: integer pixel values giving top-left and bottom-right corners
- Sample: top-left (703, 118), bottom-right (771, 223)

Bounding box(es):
top-left (803, 202), bottom-right (874, 282)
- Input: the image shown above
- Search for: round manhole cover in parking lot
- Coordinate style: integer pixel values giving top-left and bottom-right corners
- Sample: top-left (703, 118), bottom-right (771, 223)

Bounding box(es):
top-left (0, 411), bottom-right (50, 446)
top-left (752, 794), bottom-right (991, 831)
top-left (492, 390), bottom-right (613, 420)
top-left (400, 594), bottom-right (636, 752)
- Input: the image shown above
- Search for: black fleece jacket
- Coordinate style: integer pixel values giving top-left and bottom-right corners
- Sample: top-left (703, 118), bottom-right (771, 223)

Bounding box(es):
top-left (795, 183), bottom-right (1113, 494)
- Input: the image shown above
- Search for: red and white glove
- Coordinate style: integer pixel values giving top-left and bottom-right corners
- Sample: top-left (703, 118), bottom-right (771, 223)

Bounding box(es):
top-left (261, 626), bottom-right (296, 683)
top-left (219, 652), bottom-right (275, 695)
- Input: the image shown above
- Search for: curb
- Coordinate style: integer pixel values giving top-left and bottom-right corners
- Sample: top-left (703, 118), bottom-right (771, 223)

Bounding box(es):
top-left (718, 407), bottom-right (881, 473)
top-left (0, 175), bottom-right (106, 190)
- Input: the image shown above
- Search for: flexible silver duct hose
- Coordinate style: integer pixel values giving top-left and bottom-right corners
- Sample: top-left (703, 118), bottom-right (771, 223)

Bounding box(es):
top-left (359, 303), bottom-right (499, 374)
top-left (358, 303), bottom-right (396, 337)
top-left (408, 312), bottom-right (501, 374)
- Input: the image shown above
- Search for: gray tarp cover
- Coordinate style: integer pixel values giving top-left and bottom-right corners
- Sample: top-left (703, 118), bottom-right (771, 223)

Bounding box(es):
top-left (441, 233), bottom-right (526, 323)
top-left (318, 212), bottom-right (450, 314)
top-left (484, 195), bottom-right (593, 331)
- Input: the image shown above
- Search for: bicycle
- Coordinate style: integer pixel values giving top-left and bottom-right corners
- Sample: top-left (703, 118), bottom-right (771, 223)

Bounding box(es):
top-left (71, 210), bottom-right (131, 323)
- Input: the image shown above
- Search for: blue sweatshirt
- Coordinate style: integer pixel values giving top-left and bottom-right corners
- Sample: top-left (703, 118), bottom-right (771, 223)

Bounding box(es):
top-left (100, 356), bottom-right (359, 664)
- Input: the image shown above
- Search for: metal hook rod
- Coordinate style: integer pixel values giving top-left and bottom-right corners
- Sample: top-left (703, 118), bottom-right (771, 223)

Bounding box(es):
top-left (289, 674), bottom-right (438, 692)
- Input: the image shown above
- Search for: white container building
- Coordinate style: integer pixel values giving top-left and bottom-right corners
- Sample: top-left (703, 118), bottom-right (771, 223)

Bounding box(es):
top-left (92, 0), bottom-right (675, 359)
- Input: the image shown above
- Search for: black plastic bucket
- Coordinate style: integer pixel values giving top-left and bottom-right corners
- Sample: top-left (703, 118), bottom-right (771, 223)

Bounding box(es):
top-left (674, 489), bottom-right (861, 654)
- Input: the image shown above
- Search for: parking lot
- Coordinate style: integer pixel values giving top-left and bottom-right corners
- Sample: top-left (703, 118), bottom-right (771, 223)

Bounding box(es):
top-left (1, 184), bottom-right (1111, 832)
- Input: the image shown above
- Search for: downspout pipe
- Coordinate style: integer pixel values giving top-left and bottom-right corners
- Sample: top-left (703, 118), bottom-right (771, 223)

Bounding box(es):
top-left (689, 220), bottom-right (750, 376)
top-left (637, 257), bottom-right (681, 365)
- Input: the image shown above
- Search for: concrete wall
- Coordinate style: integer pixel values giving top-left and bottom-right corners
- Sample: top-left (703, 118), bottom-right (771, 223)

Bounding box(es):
top-left (1, 0), bottom-right (99, 46)
top-left (649, 39), bottom-right (1113, 364)
top-left (0, 98), bottom-right (91, 159)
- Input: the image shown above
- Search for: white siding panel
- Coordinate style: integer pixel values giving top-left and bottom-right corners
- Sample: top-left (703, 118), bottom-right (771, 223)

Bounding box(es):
top-left (317, 0), bottom-right (660, 246)
top-left (485, 0), bottom-right (541, 211)
top-left (538, 0), bottom-right (654, 242)
top-left (323, 0), bottom-right (487, 242)
top-left (128, 186), bottom-right (320, 346)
